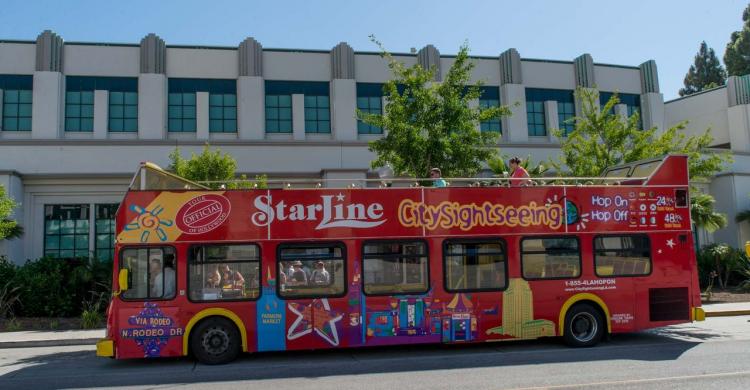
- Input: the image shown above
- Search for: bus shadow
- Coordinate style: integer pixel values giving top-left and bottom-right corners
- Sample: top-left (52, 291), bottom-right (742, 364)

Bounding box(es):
top-left (0, 333), bottom-right (702, 389)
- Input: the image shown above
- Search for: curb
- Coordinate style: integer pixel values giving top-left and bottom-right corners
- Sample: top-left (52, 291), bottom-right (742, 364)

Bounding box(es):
top-left (0, 337), bottom-right (100, 349)
top-left (705, 310), bottom-right (750, 318)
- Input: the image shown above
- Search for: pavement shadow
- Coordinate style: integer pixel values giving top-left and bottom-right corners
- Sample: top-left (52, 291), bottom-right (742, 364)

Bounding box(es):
top-left (0, 333), bottom-right (701, 389)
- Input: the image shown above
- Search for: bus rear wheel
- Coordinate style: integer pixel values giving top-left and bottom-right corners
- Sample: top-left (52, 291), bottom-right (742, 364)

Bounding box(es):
top-left (563, 303), bottom-right (604, 347)
top-left (190, 317), bottom-right (241, 365)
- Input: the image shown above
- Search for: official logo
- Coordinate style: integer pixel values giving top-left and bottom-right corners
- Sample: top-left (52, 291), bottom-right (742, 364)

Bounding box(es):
top-left (176, 194), bottom-right (231, 234)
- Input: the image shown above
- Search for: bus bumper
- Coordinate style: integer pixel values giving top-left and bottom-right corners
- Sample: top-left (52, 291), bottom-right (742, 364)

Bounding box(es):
top-left (96, 339), bottom-right (114, 357)
top-left (692, 307), bottom-right (706, 322)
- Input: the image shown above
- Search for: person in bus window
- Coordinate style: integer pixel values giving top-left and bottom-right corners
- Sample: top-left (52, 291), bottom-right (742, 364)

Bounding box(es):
top-left (150, 255), bottom-right (175, 298)
top-left (290, 261), bottom-right (308, 286)
top-left (221, 264), bottom-right (245, 288)
top-left (205, 264), bottom-right (221, 288)
top-left (310, 261), bottom-right (331, 285)
top-left (508, 156), bottom-right (531, 187)
top-left (430, 168), bottom-right (447, 188)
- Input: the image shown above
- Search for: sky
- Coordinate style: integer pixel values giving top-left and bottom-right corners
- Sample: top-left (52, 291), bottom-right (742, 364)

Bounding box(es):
top-left (0, 0), bottom-right (747, 100)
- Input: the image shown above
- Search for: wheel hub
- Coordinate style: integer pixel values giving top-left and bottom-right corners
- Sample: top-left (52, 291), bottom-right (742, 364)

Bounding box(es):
top-left (202, 327), bottom-right (230, 356)
top-left (570, 312), bottom-right (598, 343)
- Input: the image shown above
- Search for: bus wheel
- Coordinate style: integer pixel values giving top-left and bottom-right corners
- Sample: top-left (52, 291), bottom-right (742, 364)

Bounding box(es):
top-left (563, 303), bottom-right (604, 347)
top-left (190, 317), bottom-right (241, 365)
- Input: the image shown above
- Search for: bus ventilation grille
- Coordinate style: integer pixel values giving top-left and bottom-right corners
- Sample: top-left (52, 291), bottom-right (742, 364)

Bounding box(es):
top-left (649, 287), bottom-right (689, 321)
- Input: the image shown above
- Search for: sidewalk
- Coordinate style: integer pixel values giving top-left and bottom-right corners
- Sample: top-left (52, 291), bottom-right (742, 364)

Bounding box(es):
top-left (0, 303), bottom-right (748, 349)
top-left (0, 329), bottom-right (104, 348)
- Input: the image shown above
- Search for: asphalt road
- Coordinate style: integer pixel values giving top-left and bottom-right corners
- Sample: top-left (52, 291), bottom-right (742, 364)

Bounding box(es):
top-left (1, 316), bottom-right (749, 390)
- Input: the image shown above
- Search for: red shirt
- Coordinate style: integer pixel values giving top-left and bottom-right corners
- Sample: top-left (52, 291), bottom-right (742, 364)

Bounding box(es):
top-left (510, 166), bottom-right (531, 187)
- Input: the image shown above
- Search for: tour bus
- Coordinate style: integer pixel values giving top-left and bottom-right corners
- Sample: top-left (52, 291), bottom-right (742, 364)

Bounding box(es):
top-left (96, 154), bottom-right (704, 364)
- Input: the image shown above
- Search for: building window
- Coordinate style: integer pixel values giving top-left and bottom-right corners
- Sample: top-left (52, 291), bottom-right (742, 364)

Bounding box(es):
top-left (189, 244), bottom-right (260, 301)
top-left (121, 247), bottom-right (176, 300)
top-left (521, 237), bottom-right (581, 279)
top-left (168, 93), bottom-right (196, 132)
top-left (65, 76), bottom-right (137, 132)
top-left (0, 75), bottom-right (33, 131)
top-left (444, 239), bottom-right (507, 292)
top-left (362, 241), bottom-right (429, 295)
top-left (209, 93), bottom-right (237, 133)
top-left (277, 243), bottom-right (346, 298)
top-left (44, 204), bottom-right (90, 259)
top-left (479, 86), bottom-right (501, 133)
top-left (557, 101), bottom-right (575, 136)
top-left (305, 95), bottom-right (330, 133)
top-left (65, 91), bottom-right (94, 132)
top-left (168, 78), bottom-right (235, 133)
top-left (600, 92), bottom-right (642, 129)
top-left (265, 95), bottom-right (292, 133)
top-left (94, 204), bottom-right (117, 261)
top-left (109, 92), bottom-right (138, 132)
top-left (265, 81), bottom-right (330, 134)
top-left (594, 235), bottom-right (651, 276)
top-left (356, 83), bottom-right (383, 135)
top-left (526, 100), bottom-right (546, 136)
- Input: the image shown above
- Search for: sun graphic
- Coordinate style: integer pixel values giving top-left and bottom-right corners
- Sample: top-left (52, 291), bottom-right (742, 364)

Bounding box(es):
top-left (124, 204), bottom-right (174, 242)
top-left (550, 199), bottom-right (590, 231)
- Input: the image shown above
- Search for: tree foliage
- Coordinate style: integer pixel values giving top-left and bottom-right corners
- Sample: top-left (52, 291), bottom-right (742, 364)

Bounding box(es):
top-left (168, 144), bottom-right (267, 189)
top-left (359, 36), bottom-right (510, 178)
top-left (0, 185), bottom-right (18, 241)
top-left (724, 4), bottom-right (750, 77)
top-left (488, 155), bottom-right (549, 178)
top-left (679, 41), bottom-right (727, 96)
top-left (553, 88), bottom-right (731, 231)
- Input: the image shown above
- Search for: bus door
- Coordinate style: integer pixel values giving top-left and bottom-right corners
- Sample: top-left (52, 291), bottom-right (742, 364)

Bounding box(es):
top-left (116, 246), bottom-right (183, 359)
top-left (360, 240), bottom-right (441, 346)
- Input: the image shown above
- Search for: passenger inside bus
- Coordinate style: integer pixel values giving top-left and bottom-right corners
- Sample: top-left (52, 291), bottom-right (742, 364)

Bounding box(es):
top-left (205, 264), bottom-right (221, 288)
top-left (310, 261), bottom-right (331, 285)
top-left (150, 254), bottom-right (176, 298)
top-left (289, 261), bottom-right (308, 286)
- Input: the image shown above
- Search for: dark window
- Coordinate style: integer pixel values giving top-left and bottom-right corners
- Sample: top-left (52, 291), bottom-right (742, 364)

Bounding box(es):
top-left (594, 235), bottom-right (651, 276)
top-left (0, 75), bottom-right (32, 131)
top-left (189, 244), bottom-right (260, 301)
top-left (168, 93), bottom-right (196, 132)
top-left (168, 78), bottom-right (235, 133)
top-left (444, 240), bottom-right (506, 292)
top-left (557, 101), bottom-right (575, 136)
top-left (521, 237), bottom-right (581, 279)
top-left (479, 86), bottom-right (502, 133)
top-left (209, 93), bottom-right (237, 133)
top-left (600, 92), bottom-right (642, 129)
top-left (265, 81), bottom-right (329, 134)
top-left (44, 204), bottom-right (89, 258)
top-left (526, 88), bottom-right (575, 137)
top-left (362, 241), bottom-right (429, 295)
top-left (65, 76), bottom-right (137, 132)
top-left (94, 204), bottom-right (118, 261)
top-left (357, 83), bottom-right (384, 135)
top-left (265, 95), bottom-right (292, 133)
top-left (304, 95), bottom-right (330, 133)
top-left (278, 243), bottom-right (345, 298)
top-left (121, 247), bottom-right (176, 300)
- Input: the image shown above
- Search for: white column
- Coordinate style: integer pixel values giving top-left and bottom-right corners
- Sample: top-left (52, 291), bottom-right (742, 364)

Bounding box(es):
top-left (292, 93), bottom-right (305, 141)
top-left (237, 76), bottom-right (264, 140)
top-left (0, 173), bottom-right (24, 264)
top-left (32, 71), bottom-right (64, 139)
top-left (93, 90), bottom-right (109, 139)
top-left (544, 100), bottom-right (559, 143)
top-left (331, 79), bottom-right (357, 141)
top-left (500, 84), bottom-right (528, 143)
top-left (728, 104), bottom-right (750, 152)
top-left (196, 91), bottom-right (209, 140)
top-left (0, 89), bottom-right (3, 131)
top-left (575, 87), bottom-right (598, 118)
top-left (641, 92), bottom-right (665, 133)
top-left (614, 103), bottom-right (628, 121)
top-left (138, 73), bottom-right (167, 139)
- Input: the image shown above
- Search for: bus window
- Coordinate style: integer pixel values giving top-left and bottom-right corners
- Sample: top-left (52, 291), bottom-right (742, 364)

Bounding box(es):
top-left (594, 235), bottom-right (651, 277)
top-left (278, 243), bottom-right (346, 298)
top-left (188, 244), bottom-right (260, 301)
top-left (362, 240), bottom-right (429, 295)
top-left (521, 237), bottom-right (581, 279)
top-left (121, 246), bottom-right (176, 300)
top-left (444, 239), bottom-right (506, 292)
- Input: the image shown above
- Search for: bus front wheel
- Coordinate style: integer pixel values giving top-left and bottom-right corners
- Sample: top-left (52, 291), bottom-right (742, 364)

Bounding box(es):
top-left (563, 303), bottom-right (604, 347)
top-left (190, 317), bottom-right (241, 365)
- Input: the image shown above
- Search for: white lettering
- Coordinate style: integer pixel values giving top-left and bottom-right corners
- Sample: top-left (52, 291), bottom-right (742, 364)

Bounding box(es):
top-left (250, 194), bottom-right (387, 230)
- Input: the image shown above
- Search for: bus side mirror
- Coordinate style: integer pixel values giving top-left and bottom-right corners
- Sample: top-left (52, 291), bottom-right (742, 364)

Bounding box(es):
top-left (745, 241), bottom-right (750, 258)
top-left (118, 269), bottom-right (129, 292)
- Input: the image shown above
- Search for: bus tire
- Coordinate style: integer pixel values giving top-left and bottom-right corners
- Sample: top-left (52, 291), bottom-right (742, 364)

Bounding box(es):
top-left (563, 303), bottom-right (604, 348)
top-left (190, 317), bottom-right (241, 365)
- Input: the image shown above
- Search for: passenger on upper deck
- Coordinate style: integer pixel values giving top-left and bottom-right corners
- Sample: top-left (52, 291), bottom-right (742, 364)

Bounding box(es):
top-left (430, 168), bottom-right (447, 188)
top-left (508, 156), bottom-right (531, 187)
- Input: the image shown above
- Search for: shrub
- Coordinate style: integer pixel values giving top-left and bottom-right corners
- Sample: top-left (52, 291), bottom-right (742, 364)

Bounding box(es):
top-left (697, 244), bottom-right (747, 289)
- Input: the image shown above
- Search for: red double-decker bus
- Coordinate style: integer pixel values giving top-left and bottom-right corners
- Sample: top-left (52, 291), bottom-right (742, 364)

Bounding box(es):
top-left (96, 154), bottom-right (705, 364)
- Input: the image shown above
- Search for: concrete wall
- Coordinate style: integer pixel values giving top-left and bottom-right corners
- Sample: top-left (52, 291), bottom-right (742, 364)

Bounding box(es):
top-left (664, 87), bottom-right (729, 146)
top-left (521, 60), bottom-right (575, 90)
top-left (263, 50), bottom-right (329, 81)
top-left (0, 42), bottom-right (35, 74)
top-left (166, 48), bottom-right (238, 79)
top-left (354, 54), bottom-right (417, 83)
top-left (594, 65), bottom-right (641, 94)
top-left (64, 44), bottom-right (139, 76)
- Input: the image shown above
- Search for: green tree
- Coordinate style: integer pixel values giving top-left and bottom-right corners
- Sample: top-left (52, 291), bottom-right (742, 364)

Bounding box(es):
top-left (0, 185), bottom-right (18, 241)
top-left (679, 41), bottom-right (727, 96)
top-left (552, 88), bottom-right (731, 231)
top-left (359, 37), bottom-right (510, 178)
top-left (168, 144), bottom-right (267, 189)
top-left (488, 155), bottom-right (549, 178)
top-left (724, 4), bottom-right (750, 76)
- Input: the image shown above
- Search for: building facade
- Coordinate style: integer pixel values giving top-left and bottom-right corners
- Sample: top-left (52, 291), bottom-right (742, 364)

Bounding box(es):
top-left (0, 30), bottom-right (747, 264)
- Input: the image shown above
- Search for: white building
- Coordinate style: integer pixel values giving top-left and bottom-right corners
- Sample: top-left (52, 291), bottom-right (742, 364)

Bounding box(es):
top-left (0, 30), bottom-right (748, 264)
